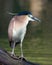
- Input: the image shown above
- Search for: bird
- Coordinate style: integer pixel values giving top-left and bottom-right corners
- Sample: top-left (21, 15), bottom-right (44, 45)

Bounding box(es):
top-left (8, 11), bottom-right (40, 57)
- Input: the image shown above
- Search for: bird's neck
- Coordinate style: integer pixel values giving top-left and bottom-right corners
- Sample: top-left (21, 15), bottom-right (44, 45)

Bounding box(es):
top-left (17, 15), bottom-right (29, 27)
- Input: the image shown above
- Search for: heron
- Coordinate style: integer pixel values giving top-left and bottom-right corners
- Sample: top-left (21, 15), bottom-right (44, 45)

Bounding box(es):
top-left (8, 11), bottom-right (40, 57)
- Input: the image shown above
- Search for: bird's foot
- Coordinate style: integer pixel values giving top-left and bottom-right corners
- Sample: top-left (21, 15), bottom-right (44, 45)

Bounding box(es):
top-left (9, 52), bottom-right (15, 56)
top-left (21, 54), bottom-right (23, 57)
top-left (19, 54), bottom-right (24, 59)
top-left (10, 53), bottom-right (19, 59)
top-left (11, 54), bottom-right (15, 56)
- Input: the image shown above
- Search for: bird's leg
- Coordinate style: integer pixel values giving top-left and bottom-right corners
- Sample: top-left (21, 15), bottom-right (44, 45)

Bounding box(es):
top-left (20, 30), bottom-right (26, 58)
top-left (20, 42), bottom-right (23, 57)
top-left (11, 42), bottom-right (15, 56)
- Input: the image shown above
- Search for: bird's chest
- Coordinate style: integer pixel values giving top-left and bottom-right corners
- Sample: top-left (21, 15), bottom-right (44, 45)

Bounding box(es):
top-left (12, 19), bottom-right (28, 40)
top-left (12, 24), bottom-right (26, 39)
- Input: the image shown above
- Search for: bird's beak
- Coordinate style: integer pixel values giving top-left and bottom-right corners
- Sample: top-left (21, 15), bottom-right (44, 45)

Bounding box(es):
top-left (32, 16), bottom-right (41, 22)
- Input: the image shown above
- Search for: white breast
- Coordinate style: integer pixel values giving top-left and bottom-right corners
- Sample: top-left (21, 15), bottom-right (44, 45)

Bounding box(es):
top-left (12, 21), bottom-right (26, 41)
top-left (12, 16), bottom-right (29, 41)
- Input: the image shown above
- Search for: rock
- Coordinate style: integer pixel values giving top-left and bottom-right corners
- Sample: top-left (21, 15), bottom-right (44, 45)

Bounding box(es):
top-left (0, 48), bottom-right (40, 65)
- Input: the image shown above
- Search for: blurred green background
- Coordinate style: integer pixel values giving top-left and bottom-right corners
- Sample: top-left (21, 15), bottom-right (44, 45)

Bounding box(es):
top-left (0, 0), bottom-right (52, 65)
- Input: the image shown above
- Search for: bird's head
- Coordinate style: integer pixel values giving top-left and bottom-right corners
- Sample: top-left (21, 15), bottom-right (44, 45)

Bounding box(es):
top-left (18, 11), bottom-right (41, 22)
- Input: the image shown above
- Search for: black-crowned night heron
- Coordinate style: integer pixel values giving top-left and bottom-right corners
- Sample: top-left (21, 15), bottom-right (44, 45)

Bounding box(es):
top-left (8, 11), bottom-right (40, 57)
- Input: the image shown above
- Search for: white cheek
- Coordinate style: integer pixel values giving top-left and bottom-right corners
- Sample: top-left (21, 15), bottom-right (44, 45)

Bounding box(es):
top-left (28, 17), bottom-right (34, 21)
